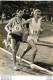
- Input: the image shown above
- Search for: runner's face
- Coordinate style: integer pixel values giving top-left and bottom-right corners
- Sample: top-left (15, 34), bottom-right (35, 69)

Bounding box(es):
top-left (18, 11), bottom-right (23, 17)
top-left (34, 12), bottom-right (41, 19)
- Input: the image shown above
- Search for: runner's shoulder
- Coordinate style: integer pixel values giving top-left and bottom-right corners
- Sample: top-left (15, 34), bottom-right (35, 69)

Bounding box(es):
top-left (9, 17), bottom-right (15, 23)
top-left (30, 18), bottom-right (34, 22)
top-left (22, 18), bottom-right (25, 21)
top-left (39, 17), bottom-right (42, 21)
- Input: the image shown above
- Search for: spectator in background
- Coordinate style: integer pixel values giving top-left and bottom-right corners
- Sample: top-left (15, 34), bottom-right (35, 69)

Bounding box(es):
top-left (51, 16), bottom-right (53, 22)
top-left (22, 9), bottom-right (30, 41)
top-left (30, 9), bottom-right (34, 18)
top-left (2, 12), bottom-right (6, 22)
top-left (22, 9), bottom-right (30, 21)
top-left (16, 10), bottom-right (19, 13)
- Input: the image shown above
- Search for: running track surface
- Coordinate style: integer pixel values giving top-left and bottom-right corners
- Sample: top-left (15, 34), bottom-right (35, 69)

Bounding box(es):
top-left (0, 20), bottom-right (53, 75)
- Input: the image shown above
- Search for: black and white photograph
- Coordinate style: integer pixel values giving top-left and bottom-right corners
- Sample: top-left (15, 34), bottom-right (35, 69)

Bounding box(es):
top-left (0, 1), bottom-right (53, 75)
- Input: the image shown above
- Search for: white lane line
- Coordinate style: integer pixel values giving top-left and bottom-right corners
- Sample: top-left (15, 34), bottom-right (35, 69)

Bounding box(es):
top-left (0, 47), bottom-right (12, 56)
top-left (0, 47), bottom-right (53, 75)
top-left (0, 47), bottom-right (30, 64)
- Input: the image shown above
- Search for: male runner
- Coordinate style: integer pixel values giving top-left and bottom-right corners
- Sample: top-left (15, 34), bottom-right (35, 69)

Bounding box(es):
top-left (20, 9), bottom-right (42, 69)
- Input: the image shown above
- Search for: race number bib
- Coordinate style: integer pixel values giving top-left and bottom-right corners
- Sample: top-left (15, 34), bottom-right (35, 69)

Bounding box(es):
top-left (33, 30), bottom-right (38, 34)
top-left (30, 27), bottom-right (39, 35)
top-left (12, 25), bottom-right (22, 35)
top-left (30, 29), bottom-right (38, 35)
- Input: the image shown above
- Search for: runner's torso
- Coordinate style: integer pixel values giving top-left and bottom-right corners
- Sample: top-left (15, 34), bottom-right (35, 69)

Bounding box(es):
top-left (10, 17), bottom-right (25, 35)
top-left (27, 17), bottom-right (42, 43)
top-left (29, 17), bottom-right (42, 35)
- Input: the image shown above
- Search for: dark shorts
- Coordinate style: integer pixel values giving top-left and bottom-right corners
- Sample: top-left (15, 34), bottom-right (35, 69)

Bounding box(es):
top-left (10, 33), bottom-right (22, 43)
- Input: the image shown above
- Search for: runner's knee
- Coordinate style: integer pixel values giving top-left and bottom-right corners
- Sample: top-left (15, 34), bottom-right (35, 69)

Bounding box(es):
top-left (32, 46), bottom-right (37, 53)
top-left (12, 48), bottom-right (17, 53)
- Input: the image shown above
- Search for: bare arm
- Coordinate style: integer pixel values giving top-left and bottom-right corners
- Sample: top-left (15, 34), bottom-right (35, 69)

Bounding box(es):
top-left (5, 19), bottom-right (13, 33)
top-left (39, 17), bottom-right (43, 31)
top-left (23, 19), bottom-right (32, 25)
top-left (5, 23), bottom-right (11, 33)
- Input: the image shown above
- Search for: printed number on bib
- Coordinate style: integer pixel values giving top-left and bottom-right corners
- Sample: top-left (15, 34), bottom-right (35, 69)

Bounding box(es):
top-left (33, 30), bottom-right (38, 34)
top-left (12, 25), bottom-right (22, 35)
